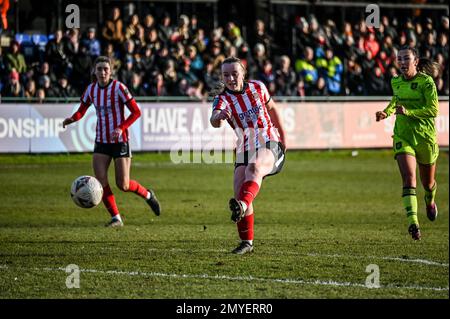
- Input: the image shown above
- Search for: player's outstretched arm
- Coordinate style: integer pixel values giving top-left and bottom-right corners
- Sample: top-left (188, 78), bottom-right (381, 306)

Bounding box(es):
top-left (62, 101), bottom-right (90, 128)
top-left (210, 109), bottom-right (231, 128)
top-left (62, 117), bottom-right (75, 128)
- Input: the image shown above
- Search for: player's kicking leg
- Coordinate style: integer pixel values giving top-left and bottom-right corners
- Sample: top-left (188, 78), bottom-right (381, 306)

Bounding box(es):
top-left (230, 148), bottom-right (275, 223)
top-left (229, 148), bottom-right (276, 254)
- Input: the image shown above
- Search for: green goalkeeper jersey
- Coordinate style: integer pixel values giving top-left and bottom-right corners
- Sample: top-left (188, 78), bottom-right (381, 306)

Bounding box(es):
top-left (383, 72), bottom-right (438, 146)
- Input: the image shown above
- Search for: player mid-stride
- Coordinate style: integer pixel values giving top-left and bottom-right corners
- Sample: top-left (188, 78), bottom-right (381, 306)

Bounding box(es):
top-left (63, 56), bottom-right (161, 227)
top-left (376, 46), bottom-right (440, 240)
top-left (210, 56), bottom-right (286, 254)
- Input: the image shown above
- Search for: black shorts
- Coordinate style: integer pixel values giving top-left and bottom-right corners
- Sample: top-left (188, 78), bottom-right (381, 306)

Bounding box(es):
top-left (235, 141), bottom-right (286, 177)
top-left (94, 142), bottom-right (131, 159)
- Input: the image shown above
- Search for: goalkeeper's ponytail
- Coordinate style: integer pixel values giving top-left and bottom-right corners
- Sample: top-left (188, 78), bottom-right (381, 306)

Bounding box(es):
top-left (418, 58), bottom-right (440, 79)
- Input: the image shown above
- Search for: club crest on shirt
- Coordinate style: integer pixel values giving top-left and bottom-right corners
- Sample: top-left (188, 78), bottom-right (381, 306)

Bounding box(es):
top-left (410, 83), bottom-right (418, 90)
top-left (252, 91), bottom-right (260, 102)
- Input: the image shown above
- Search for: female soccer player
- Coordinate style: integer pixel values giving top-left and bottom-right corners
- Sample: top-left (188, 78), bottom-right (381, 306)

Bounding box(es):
top-left (210, 57), bottom-right (286, 254)
top-left (63, 56), bottom-right (161, 227)
top-left (376, 46), bottom-right (439, 240)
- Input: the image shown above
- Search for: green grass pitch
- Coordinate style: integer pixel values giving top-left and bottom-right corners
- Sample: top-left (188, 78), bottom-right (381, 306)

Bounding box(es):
top-left (0, 150), bottom-right (448, 298)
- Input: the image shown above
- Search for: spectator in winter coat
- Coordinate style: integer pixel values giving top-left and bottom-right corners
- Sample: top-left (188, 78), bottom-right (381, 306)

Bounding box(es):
top-left (5, 40), bottom-right (27, 74)
top-left (102, 7), bottom-right (125, 49)
top-left (81, 27), bottom-right (101, 59)
top-left (275, 55), bottom-right (297, 96)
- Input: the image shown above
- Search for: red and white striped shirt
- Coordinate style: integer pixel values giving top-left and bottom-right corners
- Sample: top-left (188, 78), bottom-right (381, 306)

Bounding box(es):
top-left (212, 80), bottom-right (280, 152)
top-left (73, 80), bottom-right (140, 144)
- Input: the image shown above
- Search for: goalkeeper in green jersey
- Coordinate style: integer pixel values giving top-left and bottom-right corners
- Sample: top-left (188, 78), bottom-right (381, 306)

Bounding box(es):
top-left (376, 46), bottom-right (440, 241)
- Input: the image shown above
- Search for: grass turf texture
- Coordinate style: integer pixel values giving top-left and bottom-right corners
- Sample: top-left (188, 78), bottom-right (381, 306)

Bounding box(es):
top-left (0, 150), bottom-right (448, 298)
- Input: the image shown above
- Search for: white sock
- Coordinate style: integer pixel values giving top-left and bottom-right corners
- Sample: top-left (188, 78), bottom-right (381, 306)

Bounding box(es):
top-left (146, 191), bottom-right (151, 200)
top-left (243, 240), bottom-right (253, 246)
top-left (240, 201), bottom-right (248, 213)
top-left (113, 214), bottom-right (122, 222)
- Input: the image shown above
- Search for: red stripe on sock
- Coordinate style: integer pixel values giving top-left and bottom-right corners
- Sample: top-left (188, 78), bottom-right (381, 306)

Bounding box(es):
top-left (128, 180), bottom-right (148, 198)
top-left (237, 214), bottom-right (254, 240)
top-left (102, 184), bottom-right (119, 217)
top-left (238, 181), bottom-right (260, 207)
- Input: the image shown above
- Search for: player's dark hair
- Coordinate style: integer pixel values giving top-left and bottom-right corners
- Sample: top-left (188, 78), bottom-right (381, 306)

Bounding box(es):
top-left (208, 56), bottom-right (247, 96)
top-left (399, 46), bottom-right (440, 79)
top-left (92, 56), bottom-right (113, 82)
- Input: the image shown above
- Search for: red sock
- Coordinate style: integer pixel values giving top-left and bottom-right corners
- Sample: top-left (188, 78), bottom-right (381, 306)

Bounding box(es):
top-left (237, 214), bottom-right (254, 241)
top-left (102, 185), bottom-right (119, 217)
top-left (238, 181), bottom-right (260, 207)
top-left (128, 180), bottom-right (149, 199)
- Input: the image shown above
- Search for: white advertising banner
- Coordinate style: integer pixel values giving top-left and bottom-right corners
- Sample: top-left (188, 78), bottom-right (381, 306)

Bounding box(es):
top-left (0, 101), bottom-right (448, 153)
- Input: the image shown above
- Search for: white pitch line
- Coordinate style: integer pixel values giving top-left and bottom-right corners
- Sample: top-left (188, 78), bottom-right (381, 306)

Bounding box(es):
top-left (151, 248), bottom-right (448, 267)
top-left (0, 264), bottom-right (448, 292)
top-left (306, 253), bottom-right (449, 267)
top-left (114, 247), bottom-right (449, 268)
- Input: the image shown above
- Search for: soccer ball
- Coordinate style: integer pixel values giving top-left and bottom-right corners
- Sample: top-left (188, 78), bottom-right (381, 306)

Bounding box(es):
top-left (70, 176), bottom-right (103, 208)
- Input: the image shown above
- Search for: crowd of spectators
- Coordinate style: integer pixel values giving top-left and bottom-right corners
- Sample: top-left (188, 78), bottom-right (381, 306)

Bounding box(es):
top-left (0, 6), bottom-right (448, 102)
